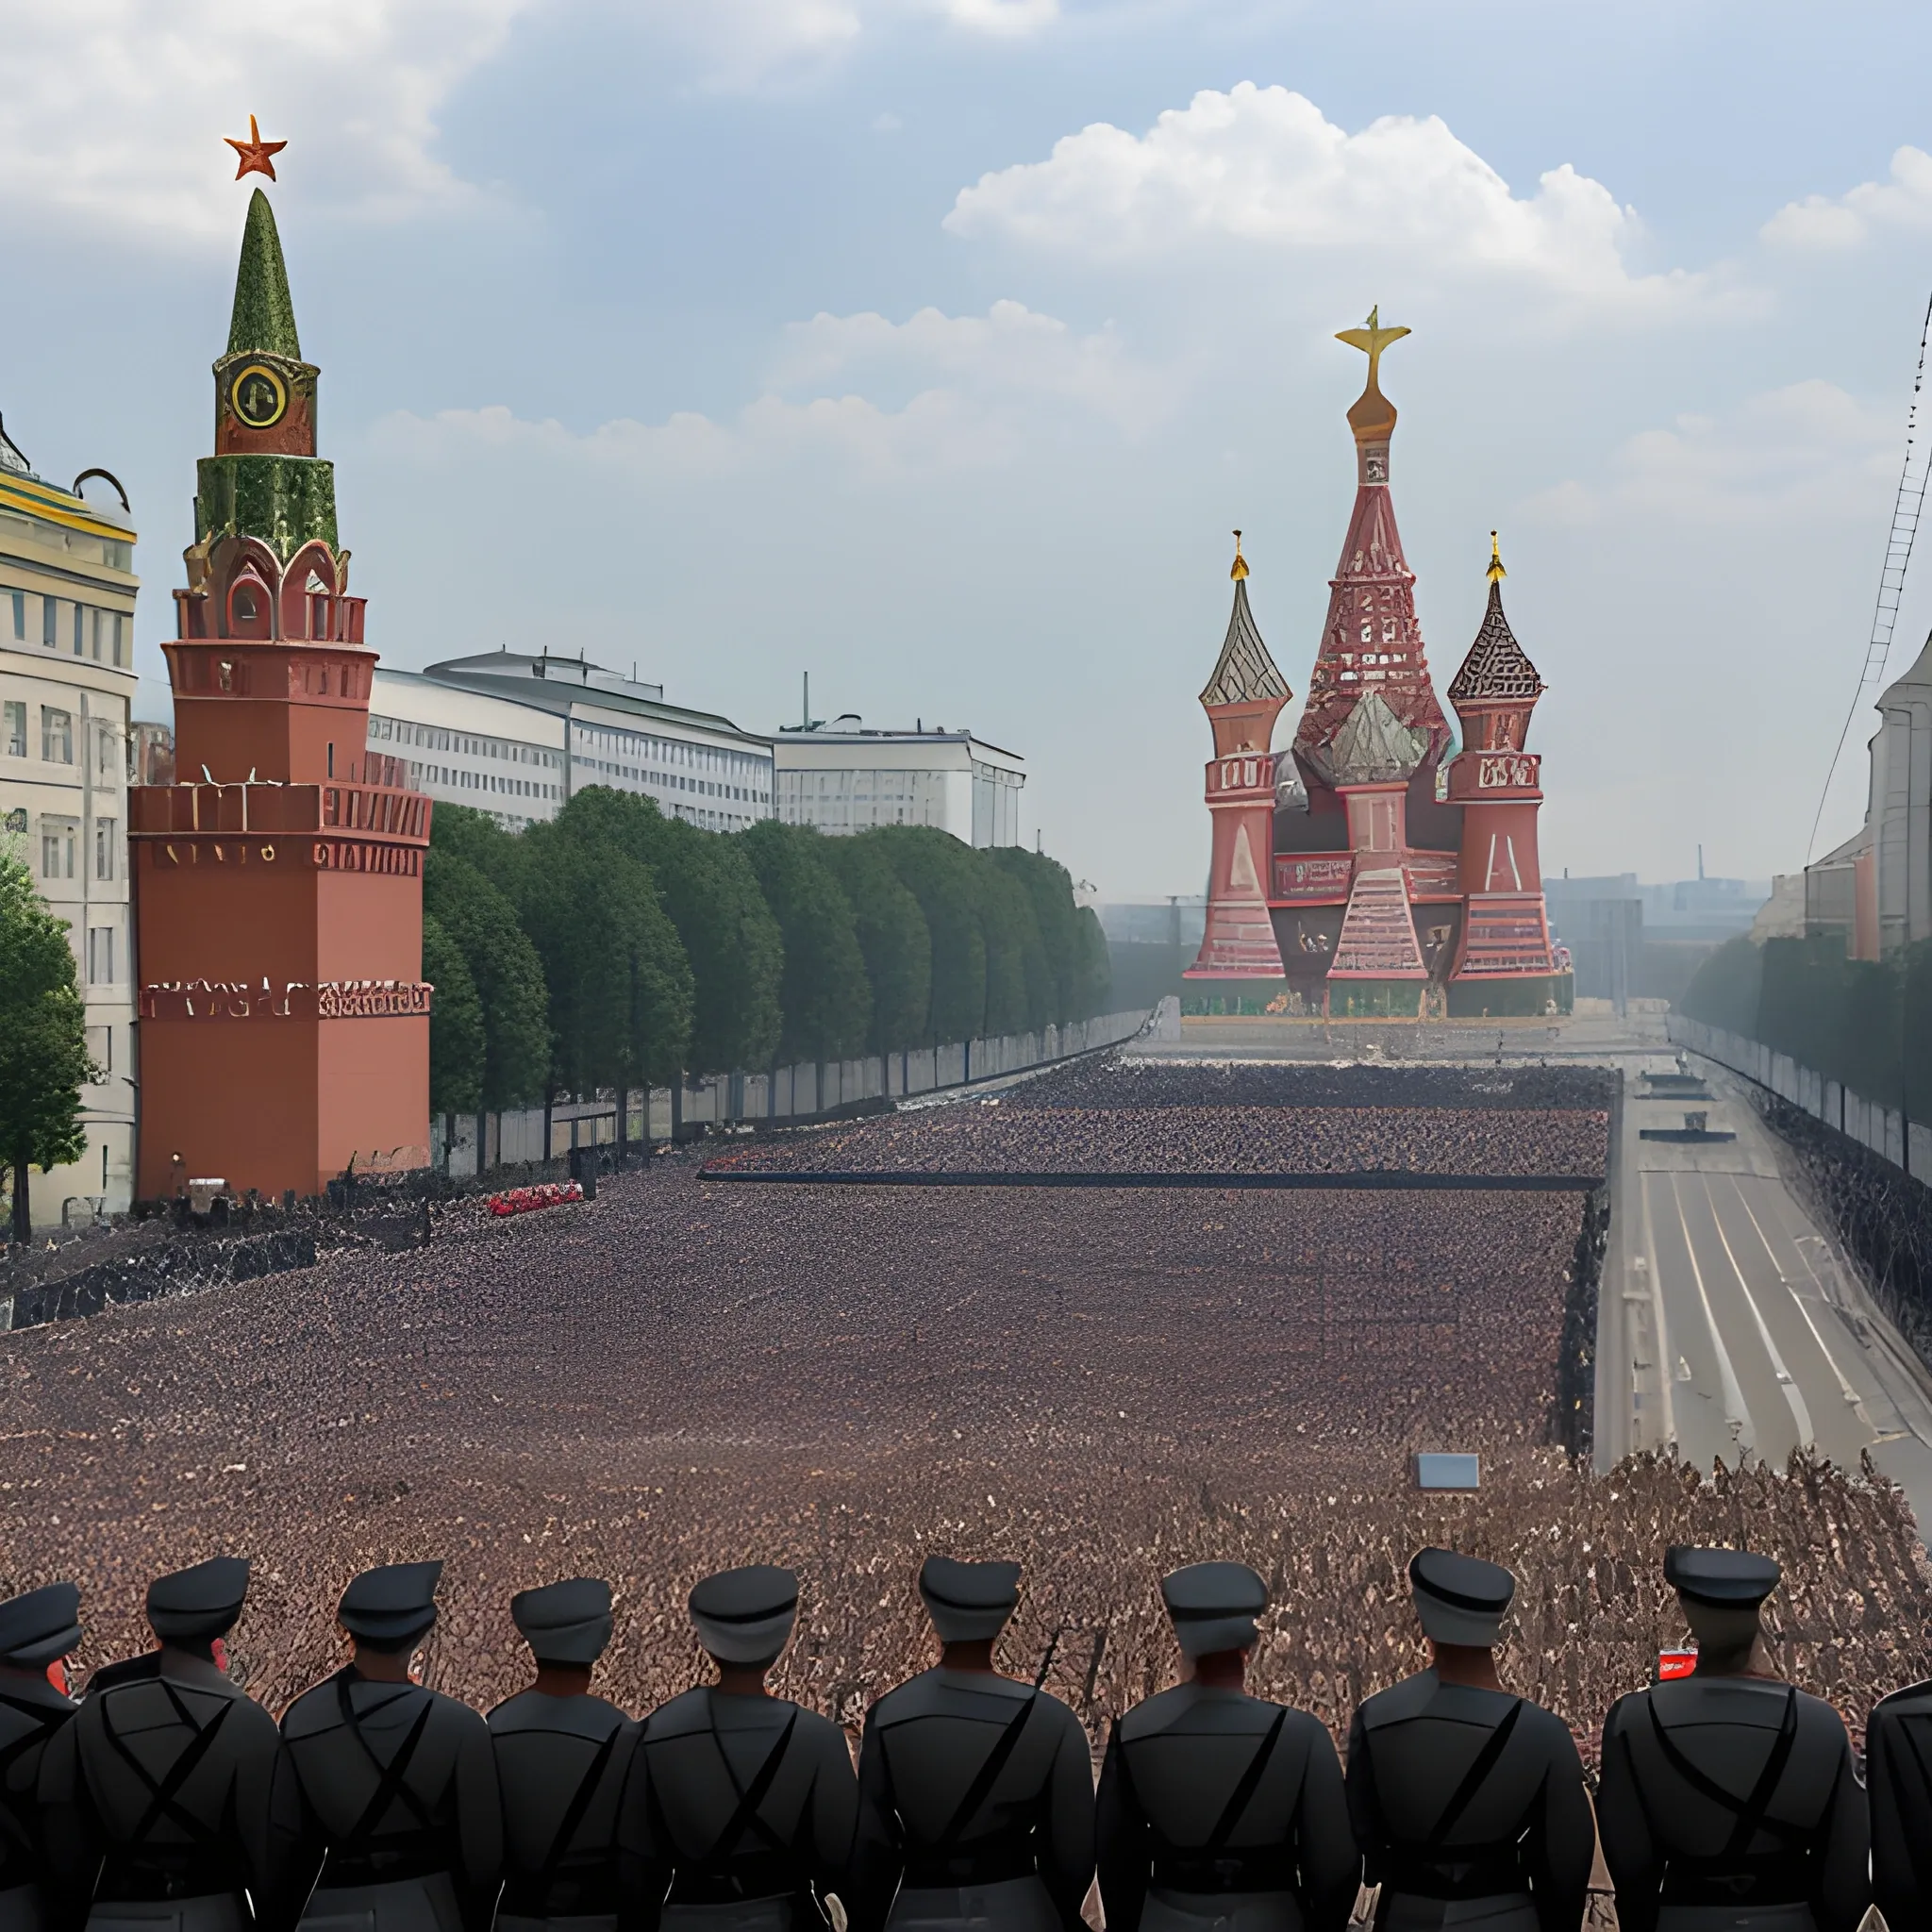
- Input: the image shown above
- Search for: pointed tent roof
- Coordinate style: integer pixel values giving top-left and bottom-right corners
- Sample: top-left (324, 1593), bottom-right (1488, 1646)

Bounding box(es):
top-left (1331, 690), bottom-right (1424, 785)
top-left (226, 189), bottom-right (302, 360)
top-left (1449, 541), bottom-right (1543, 707)
top-left (1201, 576), bottom-right (1291, 708)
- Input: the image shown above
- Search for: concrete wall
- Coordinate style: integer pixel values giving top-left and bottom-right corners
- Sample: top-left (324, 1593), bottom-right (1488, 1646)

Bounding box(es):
top-left (432, 1008), bottom-right (1152, 1178)
top-left (1668, 1013), bottom-right (1932, 1181)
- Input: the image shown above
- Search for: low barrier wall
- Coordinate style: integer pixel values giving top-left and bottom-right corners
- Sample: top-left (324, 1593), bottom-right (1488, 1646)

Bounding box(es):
top-left (1667, 1014), bottom-right (1932, 1183)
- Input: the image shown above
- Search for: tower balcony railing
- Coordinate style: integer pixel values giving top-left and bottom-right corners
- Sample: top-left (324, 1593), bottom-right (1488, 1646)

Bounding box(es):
top-left (129, 777), bottom-right (428, 842)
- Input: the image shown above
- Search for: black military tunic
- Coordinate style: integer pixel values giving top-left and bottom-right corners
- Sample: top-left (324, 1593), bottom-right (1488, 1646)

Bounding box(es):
top-left (1346, 1673), bottom-right (1592, 1932)
top-left (1597, 1546), bottom-right (1868, 1932)
top-left (38, 1652), bottom-right (300, 1932)
top-left (620, 1687), bottom-right (856, 1932)
top-left (1868, 1675), bottom-right (1932, 1930)
top-left (282, 1565), bottom-right (500, 1932)
top-left (0, 1586), bottom-right (84, 1932)
top-left (490, 1580), bottom-right (637, 1932)
top-left (1097, 1683), bottom-right (1357, 1932)
top-left (852, 1670), bottom-right (1093, 1932)
top-left (281, 1668), bottom-right (502, 1932)
top-left (1597, 1676), bottom-right (1868, 1932)
top-left (489, 1694), bottom-right (636, 1932)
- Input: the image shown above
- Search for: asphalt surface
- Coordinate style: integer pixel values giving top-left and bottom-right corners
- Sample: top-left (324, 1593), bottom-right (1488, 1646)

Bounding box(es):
top-left (1611, 1063), bottom-right (1932, 1528)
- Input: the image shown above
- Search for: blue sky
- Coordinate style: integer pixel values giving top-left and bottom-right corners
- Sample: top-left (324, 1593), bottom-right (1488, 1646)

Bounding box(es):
top-left (6, 0), bottom-right (1932, 897)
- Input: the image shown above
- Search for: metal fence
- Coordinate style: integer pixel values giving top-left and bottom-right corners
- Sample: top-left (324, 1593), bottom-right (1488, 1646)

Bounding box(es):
top-left (1667, 1013), bottom-right (1932, 1182)
top-left (432, 1009), bottom-right (1153, 1178)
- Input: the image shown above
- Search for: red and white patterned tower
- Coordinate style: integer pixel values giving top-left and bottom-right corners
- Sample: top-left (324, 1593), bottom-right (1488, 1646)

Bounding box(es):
top-left (1445, 535), bottom-right (1558, 996)
top-left (1187, 535), bottom-right (1291, 979)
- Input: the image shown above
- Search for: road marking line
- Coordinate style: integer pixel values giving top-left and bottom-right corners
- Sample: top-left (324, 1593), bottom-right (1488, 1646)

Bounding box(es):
top-left (1699, 1175), bottom-right (1811, 1445)
top-left (1669, 1174), bottom-right (1752, 1456)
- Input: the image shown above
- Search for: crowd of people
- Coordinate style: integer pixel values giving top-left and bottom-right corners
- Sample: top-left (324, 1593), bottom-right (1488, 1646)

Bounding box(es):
top-left (2, 1127), bottom-right (1923, 1782)
top-left (708, 1104), bottom-right (1608, 1179)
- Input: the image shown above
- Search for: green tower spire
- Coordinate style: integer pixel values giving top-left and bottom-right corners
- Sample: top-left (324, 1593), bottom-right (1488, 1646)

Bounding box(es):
top-left (226, 188), bottom-right (302, 360)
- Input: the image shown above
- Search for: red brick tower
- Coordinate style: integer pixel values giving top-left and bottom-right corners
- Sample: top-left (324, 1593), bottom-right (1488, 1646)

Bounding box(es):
top-left (1186, 534), bottom-right (1291, 981)
top-left (1444, 535), bottom-right (1559, 1008)
top-left (129, 188), bottom-right (431, 1201)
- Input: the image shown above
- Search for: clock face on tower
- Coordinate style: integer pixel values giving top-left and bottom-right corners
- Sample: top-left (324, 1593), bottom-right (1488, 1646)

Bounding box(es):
top-left (227, 361), bottom-right (289, 430)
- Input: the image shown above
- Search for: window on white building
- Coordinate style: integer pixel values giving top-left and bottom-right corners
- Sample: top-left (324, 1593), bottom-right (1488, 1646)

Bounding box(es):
top-left (42, 707), bottom-right (73, 763)
top-left (87, 926), bottom-right (115, 984)
top-left (8, 591), bottom-right (22, 640)
top-left (42, 821), bottom-right (76, 878)
top-left (3, 701), bottom-right (24, 758)
top-left (94, 818), bottom-right (115, 880)
top-left (42, 597), bottom-right (58, 649)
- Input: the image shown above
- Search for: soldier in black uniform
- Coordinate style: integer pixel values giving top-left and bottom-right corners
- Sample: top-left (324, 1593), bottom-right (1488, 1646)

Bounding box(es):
top-left (1597, 1547), bottom-right (1868, 1932)
top-left (280, 1562), bottom-right (501, 1932)
top-left (37, 1558), bottom-right (300, 1932)
top-left (1869, 1663), bottom-right (1932, 1929)
top-left (619, 1565), bottom-right (855, 1932)
top-left (851, 1558), bottom-right (1092, 1932)
top-left (488, 1579), bottom-right (637, 1932)
top-left (1345, 1549), bottom-right (1592, 1932)
top-left (0, 1584), bottom-right (83, 1932)
top-left (1096, 1562), bottom-right (1357, 1932)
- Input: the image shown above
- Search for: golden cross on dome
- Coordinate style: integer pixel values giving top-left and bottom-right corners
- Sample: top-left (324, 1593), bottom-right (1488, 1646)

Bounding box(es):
top-left (1334, 304), bottom-right (1410, 390)
top-left (1487, 531), bottom-right (1507, 583)
top-left (1230, 529), bottom-right (1249, 582)
top-left (225, 115), bottom-right (288, 182)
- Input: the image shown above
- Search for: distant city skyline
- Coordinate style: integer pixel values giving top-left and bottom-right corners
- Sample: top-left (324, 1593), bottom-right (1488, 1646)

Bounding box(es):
top-left (4, 1), bottom-right (1931, 896)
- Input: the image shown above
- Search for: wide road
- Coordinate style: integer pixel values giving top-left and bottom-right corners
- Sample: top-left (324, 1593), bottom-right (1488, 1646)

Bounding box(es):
top-left (1604, 1059), bottom-right (1932, 1531)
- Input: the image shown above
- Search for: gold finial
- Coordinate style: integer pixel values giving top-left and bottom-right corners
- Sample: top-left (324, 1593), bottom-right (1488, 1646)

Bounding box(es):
top-left (1334, 304), bottom-right (1411, 391)
top-left (1487, 530), bottom-right (1506, 584)
top-left (1230, 529), bottom-right (1249, 581)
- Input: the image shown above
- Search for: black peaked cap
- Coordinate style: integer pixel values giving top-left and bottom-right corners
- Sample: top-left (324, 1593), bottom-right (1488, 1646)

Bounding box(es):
top-left (688, 1565), bottom-right (798, 1624)
top-left (919, 1557), bottom-right (1020, 1610)
top-left (146, 1557), bottom-right (249, 1641)
top-left (0, 1583), bottom-right (82, 1667)
top-left (1161, 1562), bottom-right (1267, 1621)
top-left (1664, 1546), bottom-right (1780, 1607)
top-left (339, 1561), bottom-right (443, 1640)
top-left (1408, 1546), bottom-right (1514, 1614)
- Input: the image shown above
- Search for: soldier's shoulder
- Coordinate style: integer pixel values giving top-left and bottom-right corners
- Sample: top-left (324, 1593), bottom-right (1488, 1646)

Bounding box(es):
top-left (1354, 1672), bottom-right (1440, 1730)
top-left (488, 1689), bottom-right (630, 1737)
top-left (1511, 1697), bottom-right (1583, 1761)
top-left (280, 1669), bottom-right (368, 1737)
top-left (1872, 1677), bottom-right (1932, 1727)
top-left (1117, 1684), bottom-right (1197, 1740)
top-left (782, 1703), bottom-right (854, 1756)
top-left (642, 1687), bottom-right (715, 1740)
top-left (868, 1671), bottom-right (945, 1724)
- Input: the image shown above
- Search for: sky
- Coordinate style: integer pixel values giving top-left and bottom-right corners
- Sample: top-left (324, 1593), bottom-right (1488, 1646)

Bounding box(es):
top-left (5, 0), bottom-right (1932, 899)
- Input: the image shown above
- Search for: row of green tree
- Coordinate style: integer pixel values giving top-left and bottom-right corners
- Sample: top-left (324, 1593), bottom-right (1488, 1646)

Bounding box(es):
top-left (1679, 933), bottom-right (1932, 1108)
top-left (0, 849), bottom-right (96, 1242)
top-left (423, 791), bottom-right (1112, 1116)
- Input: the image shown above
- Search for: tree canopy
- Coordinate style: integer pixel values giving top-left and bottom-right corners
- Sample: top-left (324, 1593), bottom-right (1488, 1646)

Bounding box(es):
top-left (423, 912), bottom-right (484, 1117)
top-left (817, 832), bottom-right (932, 1054)
top-left (424, 849), bottom-right (551, 1109)
top-left (740, 821), bottom-right (871, 1064)
top-left (0, 850), bottom-right (97, 1241)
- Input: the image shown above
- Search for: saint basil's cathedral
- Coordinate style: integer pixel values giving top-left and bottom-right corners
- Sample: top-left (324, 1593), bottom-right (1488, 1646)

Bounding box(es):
top-left (1188, 312), bottom-right (1569, 1018)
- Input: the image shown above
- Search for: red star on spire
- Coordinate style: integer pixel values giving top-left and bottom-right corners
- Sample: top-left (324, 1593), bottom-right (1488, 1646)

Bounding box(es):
top-left (225, 115), bottom-right (288, 182)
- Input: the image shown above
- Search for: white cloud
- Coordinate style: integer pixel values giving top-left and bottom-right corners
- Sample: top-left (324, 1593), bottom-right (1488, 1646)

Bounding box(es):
top-left (620, 0), bottom-right (1057, 89)
top-left (1762, 145), bottom-right (1932, 251)
top-left (375, 297), bottom-right (1158, 478)
top-left (946, 82), bottom-right (1711, 313)
top-left (0, 0), bottom-right (536, 242)
top-left (771, 300), bottom-right (1170, 428)
top-left (1525, 380), bottom-right (1897, 527)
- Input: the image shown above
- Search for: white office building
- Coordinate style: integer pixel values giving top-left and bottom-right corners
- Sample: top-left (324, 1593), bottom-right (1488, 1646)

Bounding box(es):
top-left (774, 720), bottom-right (1025, 845)
top-left (0, 418), bottom-right (139, 1223)
top-left (366, 651), bottom-right (774, 833)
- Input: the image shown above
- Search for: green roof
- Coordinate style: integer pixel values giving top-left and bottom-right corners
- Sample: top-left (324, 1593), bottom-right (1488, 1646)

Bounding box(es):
top-left (226, 188), bottom-right (302, 360)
